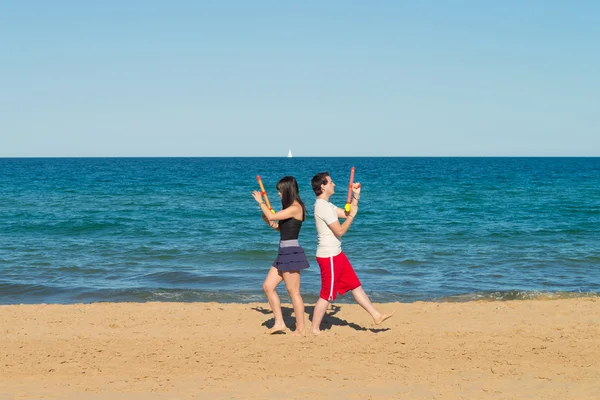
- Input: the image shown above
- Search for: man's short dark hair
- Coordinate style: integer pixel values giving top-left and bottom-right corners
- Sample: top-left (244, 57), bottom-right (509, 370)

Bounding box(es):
top-left (311, 172), bottom-right (330, 196)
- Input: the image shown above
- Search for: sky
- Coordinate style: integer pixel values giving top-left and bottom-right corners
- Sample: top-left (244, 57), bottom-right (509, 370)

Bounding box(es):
top-left (1, 1), bottom-right (599, 157)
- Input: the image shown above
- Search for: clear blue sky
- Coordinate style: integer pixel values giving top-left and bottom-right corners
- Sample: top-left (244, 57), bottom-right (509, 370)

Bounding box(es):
top-left (1, 1), bottom-right (599, 157)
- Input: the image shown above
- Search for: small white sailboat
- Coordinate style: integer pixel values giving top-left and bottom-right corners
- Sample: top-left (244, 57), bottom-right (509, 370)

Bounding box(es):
top-left (287, 149), bottom-right (292, 158)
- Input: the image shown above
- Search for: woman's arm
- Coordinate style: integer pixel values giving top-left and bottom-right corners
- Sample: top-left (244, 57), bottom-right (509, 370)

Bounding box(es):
top-left (260, 203), bottom-right (299, 221)
top-left (261, 213), bottom-right (279, 230)
top-left (253, 190), bottom-right (279, 229)
top-left (252, 190), bottom-right (301, 223)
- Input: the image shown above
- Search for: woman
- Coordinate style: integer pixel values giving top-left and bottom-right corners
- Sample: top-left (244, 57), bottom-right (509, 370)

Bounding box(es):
top-left (252, 176), bottom-right (310, 335)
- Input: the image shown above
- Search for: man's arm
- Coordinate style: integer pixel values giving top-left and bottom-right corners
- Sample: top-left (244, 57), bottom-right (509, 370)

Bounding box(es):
top-left (336, 207), bottom-right (349, 219)
top-left (327, 218), bottom-right (354, 237)
top-left (329, 206), bottom-right (357, 237)
top-left (337, 183), bottom-right (360, 219)
top-left (331, 185), bottom-right (360, 235)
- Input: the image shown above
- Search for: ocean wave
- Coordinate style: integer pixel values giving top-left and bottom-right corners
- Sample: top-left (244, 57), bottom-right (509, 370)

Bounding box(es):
top-left (435, 290), bottom-right (600, 302)
top-left (72, 288), bottom-right (271, 304)
top-left (221, 249), bottom-right (277, 261)
top-left (54, 265), bottom-right (108, 274)
top-left (0, 282), bottom-right (67, 304)
top-left (363, 268), bottom-right (392, 275)
top-left (141, 271), bottom-right (228, 285)
top-left (2, 157), bottom-right (600, 305)
top-left (398, 259), bottom-right (422, 266)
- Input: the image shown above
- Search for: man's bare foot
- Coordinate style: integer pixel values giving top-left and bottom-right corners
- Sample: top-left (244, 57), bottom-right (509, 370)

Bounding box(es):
top-left (266, 324), bottom-right (287, 334)
top-left (291, 328), bottom-right (305, 337)
top-left (311, 330), bottom-right (335, 337)
top-left (373, 310), bottom-right (395, 325)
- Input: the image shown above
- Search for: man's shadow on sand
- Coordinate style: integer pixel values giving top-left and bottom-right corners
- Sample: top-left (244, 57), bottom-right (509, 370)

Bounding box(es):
top-left (251, 304), bottom-right (390, 333)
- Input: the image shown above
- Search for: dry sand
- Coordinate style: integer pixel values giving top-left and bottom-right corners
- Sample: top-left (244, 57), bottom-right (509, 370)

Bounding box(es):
top-left (1, 298), bottom-right (599, 399)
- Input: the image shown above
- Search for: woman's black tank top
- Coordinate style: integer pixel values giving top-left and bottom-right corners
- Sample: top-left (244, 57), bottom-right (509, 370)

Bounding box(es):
top-left (278, 218), bottom-right (302, 241)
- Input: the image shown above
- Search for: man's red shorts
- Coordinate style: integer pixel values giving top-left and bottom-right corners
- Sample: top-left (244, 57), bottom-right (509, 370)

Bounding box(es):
top-left (316, 252), bottom-right (361, 301)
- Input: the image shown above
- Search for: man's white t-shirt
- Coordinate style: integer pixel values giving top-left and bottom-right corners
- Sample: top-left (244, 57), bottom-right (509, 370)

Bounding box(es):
top-left (314, 198), bottom-right (342, 258)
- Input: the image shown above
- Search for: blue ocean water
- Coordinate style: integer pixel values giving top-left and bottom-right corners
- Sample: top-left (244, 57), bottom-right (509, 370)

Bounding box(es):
top-left (1, 157), bottom-right (599, 305)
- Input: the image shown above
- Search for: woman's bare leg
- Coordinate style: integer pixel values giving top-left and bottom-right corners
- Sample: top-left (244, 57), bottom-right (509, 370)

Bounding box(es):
top-left (282, 271), bottom-right (305, 335)
top-left (263, 266), bottom-right (286, 334)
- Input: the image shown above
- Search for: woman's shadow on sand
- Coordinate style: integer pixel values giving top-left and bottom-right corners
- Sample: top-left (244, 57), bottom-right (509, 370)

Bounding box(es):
top-left (251, 305), bottom-right (390, 334)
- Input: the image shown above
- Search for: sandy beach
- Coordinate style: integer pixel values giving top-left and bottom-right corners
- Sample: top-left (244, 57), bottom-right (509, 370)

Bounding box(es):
top-left (1, 298), bottom-right (599, 399)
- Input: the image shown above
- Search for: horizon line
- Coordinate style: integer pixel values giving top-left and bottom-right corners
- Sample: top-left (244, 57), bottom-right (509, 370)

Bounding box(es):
top-left (1, 155), bottom-right (600, 159)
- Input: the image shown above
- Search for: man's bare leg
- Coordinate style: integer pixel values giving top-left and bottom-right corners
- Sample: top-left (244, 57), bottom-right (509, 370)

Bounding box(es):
top-left (282, 271), bottom-right (305, 336)
top-left (263, 266), bottom-right (286, 334)
top-left (351, 286), bottom-right (395, 325)
top-left (311, 297), bottom-right (332, 335)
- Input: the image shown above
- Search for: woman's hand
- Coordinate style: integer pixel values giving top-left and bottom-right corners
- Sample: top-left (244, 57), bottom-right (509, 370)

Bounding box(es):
top-left (252, 190), bottom-right (263, 204)
top-left (352, 182), bottom-right (361, 197)
top-left (262, 212), bottom-right (278, 229)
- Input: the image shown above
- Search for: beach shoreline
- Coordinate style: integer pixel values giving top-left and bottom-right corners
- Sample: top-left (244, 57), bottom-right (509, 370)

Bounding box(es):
top-left (1, 298), bottom-right (599, 399)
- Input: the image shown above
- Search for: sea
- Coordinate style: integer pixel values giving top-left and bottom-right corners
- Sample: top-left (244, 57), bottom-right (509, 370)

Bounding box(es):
top-left (1, 157), bottom-right (599, 305)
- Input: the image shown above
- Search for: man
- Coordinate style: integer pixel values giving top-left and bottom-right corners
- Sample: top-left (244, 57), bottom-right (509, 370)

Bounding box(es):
top-left (310, 171), bottom-right (394, 335)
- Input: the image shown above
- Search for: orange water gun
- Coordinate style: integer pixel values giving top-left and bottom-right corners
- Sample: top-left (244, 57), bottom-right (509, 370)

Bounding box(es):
top-left (345, 167), bottom-right (356, 213)
top-left (256, 175), bottom-right (275, 214)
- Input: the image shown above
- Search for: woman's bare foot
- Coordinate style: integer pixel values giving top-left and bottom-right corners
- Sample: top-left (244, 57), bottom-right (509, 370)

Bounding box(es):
top-left (266, 324), bottom-right (287, 334)
top-left (373, 310), bottom-right (395, 325)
